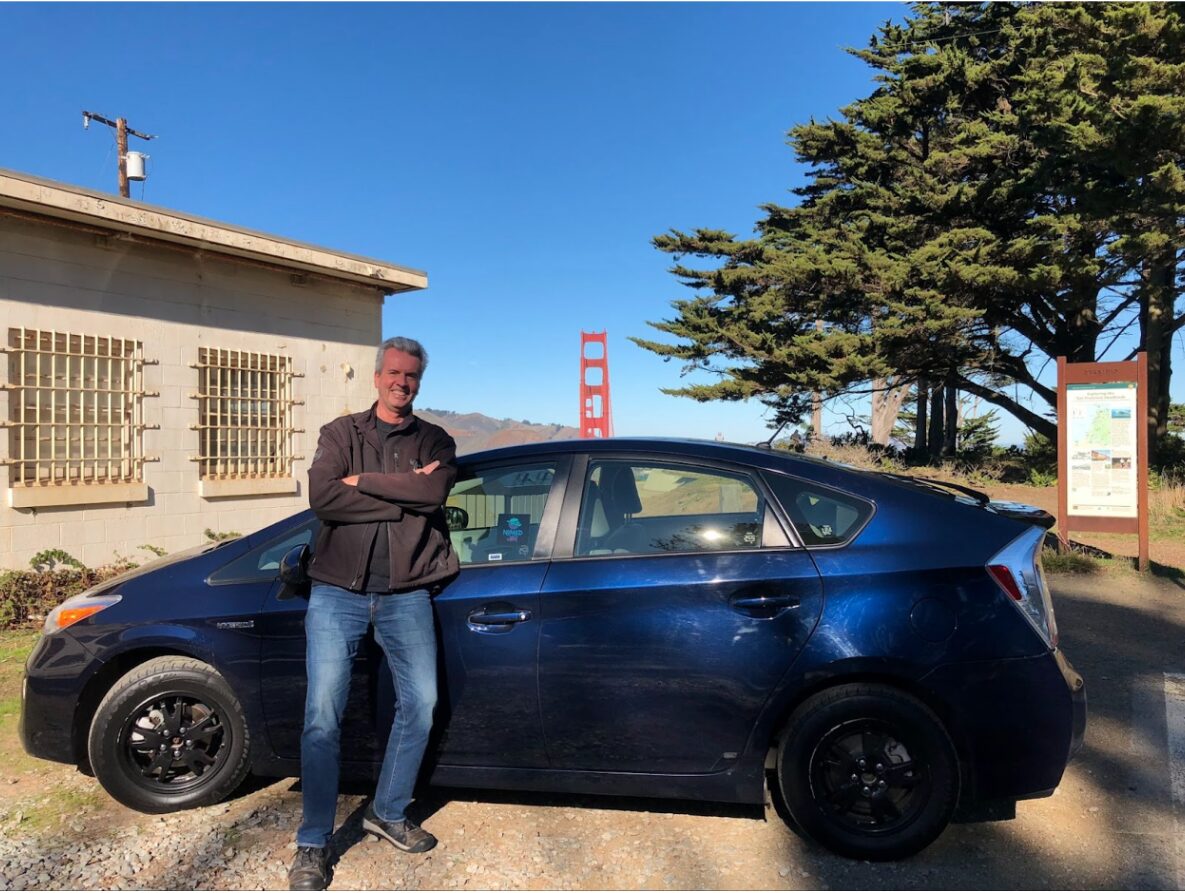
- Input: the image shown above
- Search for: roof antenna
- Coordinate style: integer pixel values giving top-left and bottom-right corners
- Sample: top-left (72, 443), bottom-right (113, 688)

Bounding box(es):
top-left (756, 420), bottom-right (789, 450)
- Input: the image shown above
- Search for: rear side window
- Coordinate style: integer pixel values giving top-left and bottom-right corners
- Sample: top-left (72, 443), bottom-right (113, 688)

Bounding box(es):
top-left (765, 473), bottom-right (873, 547)
top-left (575, 460), bottom-right (771, 557)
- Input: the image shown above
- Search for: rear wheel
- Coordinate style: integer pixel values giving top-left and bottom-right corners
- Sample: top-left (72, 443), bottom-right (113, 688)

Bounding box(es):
top-left (776, 683), bottom-right (958, 861)
top-left (87, 656), bottom-right (251, 813)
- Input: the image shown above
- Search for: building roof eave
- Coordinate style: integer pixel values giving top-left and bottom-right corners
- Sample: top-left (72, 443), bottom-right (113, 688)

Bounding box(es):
top-left (0, 168), bottom-right (427, 295)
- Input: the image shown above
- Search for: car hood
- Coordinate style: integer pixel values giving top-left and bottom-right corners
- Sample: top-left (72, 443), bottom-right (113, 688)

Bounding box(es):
top-left (78, 539), bottom-right (243, 597)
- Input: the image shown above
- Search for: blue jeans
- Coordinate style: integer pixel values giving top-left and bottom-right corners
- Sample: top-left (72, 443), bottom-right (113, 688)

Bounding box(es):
top-left (296, 583), bottom-right (438, 849)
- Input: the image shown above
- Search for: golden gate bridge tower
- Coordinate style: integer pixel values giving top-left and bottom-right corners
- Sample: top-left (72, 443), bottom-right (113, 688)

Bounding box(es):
top-left (579, 330), bottom-right (614, 438)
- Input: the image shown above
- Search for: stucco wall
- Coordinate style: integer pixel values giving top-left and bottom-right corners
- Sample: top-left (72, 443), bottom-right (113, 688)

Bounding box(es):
top-left (0, 213), bottom-right (388, 569)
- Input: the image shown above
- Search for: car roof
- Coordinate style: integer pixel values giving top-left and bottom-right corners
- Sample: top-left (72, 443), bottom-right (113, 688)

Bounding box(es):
top-left (460, 437), bottom-right (799, 469)
top-left (457, 438), bottom-right (987, 507)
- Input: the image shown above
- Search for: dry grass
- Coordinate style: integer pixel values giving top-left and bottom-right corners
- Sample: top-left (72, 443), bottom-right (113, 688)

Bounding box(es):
top-left (1150, 473), bottom-right (1185, 534)
top-left (800, 441), bottom-right (905, 473)
top-left (1041, 550), bottom-right (1101, 575)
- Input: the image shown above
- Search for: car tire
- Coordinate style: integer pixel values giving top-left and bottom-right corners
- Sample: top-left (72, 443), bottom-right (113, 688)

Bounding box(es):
top-left (87, 656), bottom-right (251, 814)
top-left (776, 683), bottom-right (959, 861)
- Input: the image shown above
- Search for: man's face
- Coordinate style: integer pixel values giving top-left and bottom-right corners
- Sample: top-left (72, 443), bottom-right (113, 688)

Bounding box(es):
top-left (374, 348), bottom-right (423, 418)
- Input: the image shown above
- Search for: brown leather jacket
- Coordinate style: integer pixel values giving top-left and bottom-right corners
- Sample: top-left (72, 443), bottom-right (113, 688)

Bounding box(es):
top-left (307, 405), bottom-right (459, 592)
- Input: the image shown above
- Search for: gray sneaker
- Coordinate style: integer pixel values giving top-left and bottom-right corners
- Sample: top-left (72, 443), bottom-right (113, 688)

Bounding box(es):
top-left (362, 803), bottom-right (437, 853)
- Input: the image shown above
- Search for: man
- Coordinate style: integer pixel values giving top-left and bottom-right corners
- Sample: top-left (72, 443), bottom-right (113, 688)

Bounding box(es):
top-left (289, 336), bottom-right (459, 891)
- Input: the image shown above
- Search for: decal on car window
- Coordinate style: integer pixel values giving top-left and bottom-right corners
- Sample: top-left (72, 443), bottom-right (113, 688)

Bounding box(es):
top-left (497, 513), bottom-right (531, 546)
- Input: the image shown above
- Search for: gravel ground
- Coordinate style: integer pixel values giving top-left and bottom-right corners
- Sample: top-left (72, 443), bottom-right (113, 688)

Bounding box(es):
top-left (1, 572), bottom-right (1183, 890)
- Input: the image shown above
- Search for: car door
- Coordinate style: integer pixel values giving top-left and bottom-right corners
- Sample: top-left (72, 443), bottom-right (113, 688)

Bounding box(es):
top-left (537, 454), bottom-right (824, 774)
top-left (429, 456), bottom-right (568, 768)
top-left (255, 458), bottom-right (568, 769)
top-left (221, 514), bottom-right (393, 765)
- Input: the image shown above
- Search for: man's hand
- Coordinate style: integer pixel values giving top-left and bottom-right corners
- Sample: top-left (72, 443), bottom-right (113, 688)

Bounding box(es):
top-left (342, 462), bottom-right (434, 486)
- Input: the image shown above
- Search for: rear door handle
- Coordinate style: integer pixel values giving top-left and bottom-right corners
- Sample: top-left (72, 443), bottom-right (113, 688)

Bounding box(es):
top-left (468, 608), bottom-right (532, 626)
top-left (732, 595), bottom-right (800, 611)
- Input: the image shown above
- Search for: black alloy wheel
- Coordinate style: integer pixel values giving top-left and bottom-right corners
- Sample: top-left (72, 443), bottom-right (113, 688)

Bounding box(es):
top-left (118, 693), bottom-right (229, 793)
top-left (807, 718), bottom-right (930, 836)
top-left (777, 683), bottom-right (959, 861)
top-left (88, 656), bottom-right (252, 813)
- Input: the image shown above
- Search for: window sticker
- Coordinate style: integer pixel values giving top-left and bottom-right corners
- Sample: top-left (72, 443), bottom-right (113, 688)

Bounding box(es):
top-left (498, 469), bottom-right (554, 489)
top-left (496, 513), bottom-right (531, 547)
top-left (488, 553), bottom-right (503, 561)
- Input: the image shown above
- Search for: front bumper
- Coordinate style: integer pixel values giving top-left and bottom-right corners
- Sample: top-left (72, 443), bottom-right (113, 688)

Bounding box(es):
top-left (19, 631), bottom-right (106, 765)
top-left (922, 647), bottom-right (1086, 805)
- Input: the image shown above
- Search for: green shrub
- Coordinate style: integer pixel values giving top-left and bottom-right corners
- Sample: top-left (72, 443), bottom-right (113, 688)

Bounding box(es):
top-left (204, 528), bottom-right (241, 543)
top-left (1154, 431), bottom-right (1185, 475)
top-left (28, 549), bottom-right (84, 572)
top-left (1041, 549), bottom-right (1100, 574)
top-left (1023, 431), bottom-right (1057, 474)
top-left (956, 410), bottom-right (1001, 463)
top-left (1027, 468), bottom-right (1057, 488)
top-left (0, 559), bottom-right (138, 631)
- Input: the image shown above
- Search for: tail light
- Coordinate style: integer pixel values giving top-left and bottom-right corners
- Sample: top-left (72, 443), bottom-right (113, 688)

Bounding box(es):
top-left (986, 525), bottom-right (1058, 648)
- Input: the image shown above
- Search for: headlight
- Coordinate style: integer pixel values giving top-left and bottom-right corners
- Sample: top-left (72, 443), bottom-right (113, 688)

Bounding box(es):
top-left (44, 594), bottom-right (122, 634)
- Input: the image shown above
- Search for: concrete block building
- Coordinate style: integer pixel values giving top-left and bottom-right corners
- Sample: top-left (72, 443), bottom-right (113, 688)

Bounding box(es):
top-left (0, 168), bottom-right (426, 569)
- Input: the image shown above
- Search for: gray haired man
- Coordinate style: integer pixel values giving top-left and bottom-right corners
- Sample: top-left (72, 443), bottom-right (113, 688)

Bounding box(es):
top-left (289, 337), bottom-right (459, 890)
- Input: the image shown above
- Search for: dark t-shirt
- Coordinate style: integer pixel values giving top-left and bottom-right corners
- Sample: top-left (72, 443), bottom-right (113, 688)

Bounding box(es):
top-left (363, 415), bottom-right (408, 592)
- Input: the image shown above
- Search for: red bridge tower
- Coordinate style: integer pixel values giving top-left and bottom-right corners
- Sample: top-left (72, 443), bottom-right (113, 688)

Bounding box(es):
top-left (579, 330), bottom-right (614, 438)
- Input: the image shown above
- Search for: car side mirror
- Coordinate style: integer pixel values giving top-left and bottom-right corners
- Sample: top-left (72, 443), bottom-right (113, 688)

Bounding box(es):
top-left (277, 544), bottom-right (311, 600)
top-left (445, 505), bottom-right (469, 532)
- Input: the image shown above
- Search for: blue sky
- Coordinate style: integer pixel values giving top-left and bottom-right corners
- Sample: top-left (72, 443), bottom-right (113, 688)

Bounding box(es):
top-left (4, 2), bottom-right (1178, 446)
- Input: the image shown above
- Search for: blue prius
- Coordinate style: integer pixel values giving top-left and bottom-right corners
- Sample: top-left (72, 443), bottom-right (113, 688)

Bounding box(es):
top-left (20, 438), bottom-right (1085, 860)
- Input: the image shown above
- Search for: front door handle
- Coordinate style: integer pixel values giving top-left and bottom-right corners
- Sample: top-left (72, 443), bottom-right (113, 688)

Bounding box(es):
top-left (466, 607), bottom-right (531, 635)
top-left (731, 594), bottom-right (800, 612)
top-left (468, 609), bottom-right (532, 625)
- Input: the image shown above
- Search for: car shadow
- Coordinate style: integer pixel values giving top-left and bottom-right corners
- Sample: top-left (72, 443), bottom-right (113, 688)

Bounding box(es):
top-left (327, 799), bottom-right (370, 874)
top-left (410, 784), bottom-right (763, 824)
top-left (226, 771), bottom-right (282, 803)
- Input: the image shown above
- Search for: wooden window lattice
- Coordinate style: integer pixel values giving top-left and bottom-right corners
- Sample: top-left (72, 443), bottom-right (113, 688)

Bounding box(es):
top-left (3, 327), bottom-right (152, 487)
top-left (193, 348), bottom-right (302, 480)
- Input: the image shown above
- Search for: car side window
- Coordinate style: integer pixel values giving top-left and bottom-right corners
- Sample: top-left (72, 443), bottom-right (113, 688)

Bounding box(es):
top-left (447, 462), bottom-right (558, 565)
top-left (764, 472), bottom-right (873, 547)
top-left (208, 518), bottom-right (320, 584)
top-left (574, 461), bottom-right (771, 557)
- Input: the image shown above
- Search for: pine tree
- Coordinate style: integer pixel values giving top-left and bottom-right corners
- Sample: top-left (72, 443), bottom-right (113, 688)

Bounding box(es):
top-left (636, 2), bottom-right (1184, 460)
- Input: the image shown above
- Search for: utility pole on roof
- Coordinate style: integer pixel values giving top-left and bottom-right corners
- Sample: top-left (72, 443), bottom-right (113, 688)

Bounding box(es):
top-left (82, 110), bottom-right (157, 198)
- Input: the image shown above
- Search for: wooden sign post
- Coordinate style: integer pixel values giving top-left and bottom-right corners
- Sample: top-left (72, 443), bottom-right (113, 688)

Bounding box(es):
top-left (1056, 353), bottom-right (1150, 573)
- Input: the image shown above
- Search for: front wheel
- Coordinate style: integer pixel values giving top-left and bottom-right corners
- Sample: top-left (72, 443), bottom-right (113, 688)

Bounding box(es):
top-left (776, 683), bottom-right (959, 861)
top-left (87, 656), bottom-right (251, 813)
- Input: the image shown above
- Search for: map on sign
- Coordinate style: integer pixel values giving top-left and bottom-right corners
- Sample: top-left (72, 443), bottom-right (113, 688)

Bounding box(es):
top-left (1066, 382), bottom-right (1138, 518)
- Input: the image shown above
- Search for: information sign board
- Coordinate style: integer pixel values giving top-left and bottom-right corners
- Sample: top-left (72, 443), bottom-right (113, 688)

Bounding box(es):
top-left (1065, 382), bottom-right (1138, 518)
top-left (1056, 355), bottom-right (1149, 572)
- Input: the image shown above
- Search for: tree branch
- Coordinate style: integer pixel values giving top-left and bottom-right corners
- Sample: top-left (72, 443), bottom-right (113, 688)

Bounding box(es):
top-left (954, 374), bottom-right (1056, 439)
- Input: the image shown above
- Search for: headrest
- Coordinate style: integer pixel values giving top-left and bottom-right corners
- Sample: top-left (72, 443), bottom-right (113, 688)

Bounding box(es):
top-left (603, 465), bottom-right (642, 516)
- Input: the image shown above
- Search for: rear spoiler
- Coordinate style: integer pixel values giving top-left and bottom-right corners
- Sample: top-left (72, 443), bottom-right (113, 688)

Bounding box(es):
top-left (878, 473), bottom-right (1055, 529)
top-left (984, 500), bottom-right (1056, 530)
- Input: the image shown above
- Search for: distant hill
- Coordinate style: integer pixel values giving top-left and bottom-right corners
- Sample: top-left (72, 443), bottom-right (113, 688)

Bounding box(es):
top-left (418, 408), bottom-right (580, 454)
